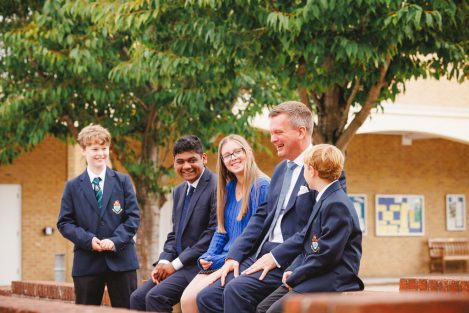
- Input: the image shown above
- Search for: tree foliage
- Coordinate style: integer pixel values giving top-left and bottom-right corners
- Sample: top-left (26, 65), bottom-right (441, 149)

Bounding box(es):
top-left (0, 0), bottom-right (277, 275)
top-left (188, 0), bottom-right (468, 149)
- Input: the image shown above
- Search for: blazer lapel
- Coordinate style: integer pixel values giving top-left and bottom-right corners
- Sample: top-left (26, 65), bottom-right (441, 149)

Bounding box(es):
top-left (305, 181), bottom-right (343, 236)
top-left (268, 161), bottom-right (287, 215)
top-left (174, 184), bottom-right (188, 229)
top-left (79, 170), bottom-right (100, 217)
top-left (284, 167), bottom-right (306, 214)
top-left (101, 168), bottom-right (115, 217)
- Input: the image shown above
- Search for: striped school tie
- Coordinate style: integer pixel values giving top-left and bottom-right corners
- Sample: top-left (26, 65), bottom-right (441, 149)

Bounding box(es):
top-left (92, 177), bottom-right (103, 212)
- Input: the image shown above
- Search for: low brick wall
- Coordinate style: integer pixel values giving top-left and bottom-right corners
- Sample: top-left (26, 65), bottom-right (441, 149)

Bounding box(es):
top-left (0, 295), bottom-right (139, 313)
top-left (284, 292), bottom-right (469, 313)
top-left (400, 276), bottom-right (469, 293)
top-left (10, 281), bottom-right (110, 305)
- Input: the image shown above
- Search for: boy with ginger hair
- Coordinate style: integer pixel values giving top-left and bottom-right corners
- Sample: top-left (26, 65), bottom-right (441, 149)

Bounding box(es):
top-left (57, 124), bottom-right (140, 308)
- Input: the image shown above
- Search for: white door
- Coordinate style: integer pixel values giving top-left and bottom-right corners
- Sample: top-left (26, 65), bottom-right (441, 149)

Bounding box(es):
top-left (0, 184), bottom-right (21, 285)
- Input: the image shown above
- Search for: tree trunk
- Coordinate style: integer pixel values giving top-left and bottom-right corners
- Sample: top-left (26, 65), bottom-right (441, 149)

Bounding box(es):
top-left (308, 58), bottom-right (391, 152)
top-left (312, 85), bottom-right (350, 146)
top-left (135, 186), bottom-right (160, 280)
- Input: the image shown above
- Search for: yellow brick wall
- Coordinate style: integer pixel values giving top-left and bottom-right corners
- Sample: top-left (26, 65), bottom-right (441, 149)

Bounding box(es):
top-left (0, 136), bottom-right (68, 281)
top-left (346, 134), bottom-right (469, 277)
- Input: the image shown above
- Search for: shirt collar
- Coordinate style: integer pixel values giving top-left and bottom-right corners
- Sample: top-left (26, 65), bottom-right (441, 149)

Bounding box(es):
top-left (187, 167), bottom-right (205, 192)
top-left (87, 167), bottom-right (106, 183)
top-left (316, 180), bottom-right (337, 202)
top-left (290, 144), bottom-right (313, 168)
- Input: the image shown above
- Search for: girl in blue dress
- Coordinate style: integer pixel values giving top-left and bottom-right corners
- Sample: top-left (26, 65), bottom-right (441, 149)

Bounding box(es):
top-left (181, 134), bottom-right (270, 313)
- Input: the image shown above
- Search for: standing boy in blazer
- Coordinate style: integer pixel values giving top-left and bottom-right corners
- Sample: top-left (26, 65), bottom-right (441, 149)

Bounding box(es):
top-left (130, 135), bottom-right (217, 312)
top-left (57, 124), bottom-right (140, 308)
top-left (257, 144), bottom-right (363, 313)
top-left (197, 101), bottom-right (346, 313)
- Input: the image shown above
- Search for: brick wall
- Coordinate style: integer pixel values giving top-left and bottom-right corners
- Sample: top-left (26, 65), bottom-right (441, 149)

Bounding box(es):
top-left (347, 134), bottom-right (469, 277)
top-left (0, 136), bottom-right (68, 281)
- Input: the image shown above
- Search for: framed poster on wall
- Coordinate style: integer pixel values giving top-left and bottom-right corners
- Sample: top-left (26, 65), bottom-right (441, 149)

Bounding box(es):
top-left (446, 194), bottom-right (466, 231)
top-left (349, 194), bottom-right (367, 235)
top-left (375, 194), bottom-right (424, 236)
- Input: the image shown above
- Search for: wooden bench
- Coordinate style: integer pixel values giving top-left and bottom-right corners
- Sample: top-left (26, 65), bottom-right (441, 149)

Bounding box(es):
top-left (428, 238), bottom-right (469, 273)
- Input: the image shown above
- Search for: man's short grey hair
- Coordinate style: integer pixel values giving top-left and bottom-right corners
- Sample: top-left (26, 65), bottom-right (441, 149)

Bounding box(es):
top-left (269, 101), bottom-right (313, 136)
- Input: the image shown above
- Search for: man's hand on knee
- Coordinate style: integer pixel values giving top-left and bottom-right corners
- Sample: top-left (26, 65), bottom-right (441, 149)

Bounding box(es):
top-left (211, 259), bottom-right (239, 287)
top-left (242, 253), bottom-right (277, 280)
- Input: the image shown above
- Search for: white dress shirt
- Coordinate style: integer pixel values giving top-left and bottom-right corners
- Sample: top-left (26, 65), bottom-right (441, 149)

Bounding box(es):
top-left (87, 167), bottom-right (106, 193)
top-left (270, 145), bottom-right (313, 243)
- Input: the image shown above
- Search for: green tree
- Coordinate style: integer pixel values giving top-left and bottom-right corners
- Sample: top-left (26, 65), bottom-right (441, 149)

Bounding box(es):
top-left (189, 0), bottom-right (468, 150)
top-left (3, 0), bottom-right (467, 278)
top-left (0, 0), bottom-right (276, 276)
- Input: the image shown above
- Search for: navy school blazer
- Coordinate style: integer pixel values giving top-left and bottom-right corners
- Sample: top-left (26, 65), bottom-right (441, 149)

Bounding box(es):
top-left (157, 168), bottom-right (217, 267)
top-left (57, 168), bottom-right (140, 276)
top-left (274, 180), bottom-right (364, 293)
top-left (226, 159), bottom-right (346, 263)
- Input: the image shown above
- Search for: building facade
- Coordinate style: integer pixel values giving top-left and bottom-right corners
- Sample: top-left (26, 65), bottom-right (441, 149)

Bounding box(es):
top-left (0, 78), bottom-right (468, 283)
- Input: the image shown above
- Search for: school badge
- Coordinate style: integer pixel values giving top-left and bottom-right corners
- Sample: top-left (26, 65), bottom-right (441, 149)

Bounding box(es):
top-left (311, 235), bottom-right (319, 253)
top-left (112, 200), bottom-right (123, 214)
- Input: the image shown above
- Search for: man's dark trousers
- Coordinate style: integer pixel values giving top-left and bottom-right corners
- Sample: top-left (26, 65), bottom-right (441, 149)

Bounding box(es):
top-left (197, 242), bottom-right (283, 313)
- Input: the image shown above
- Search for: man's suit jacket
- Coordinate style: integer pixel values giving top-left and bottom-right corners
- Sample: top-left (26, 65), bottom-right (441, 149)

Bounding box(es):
top-left (282, 181), bottom-right (364, 293)
top-left (227, 160), bottom-right (346, 267)
top-left (226, 158), bottom-right (346, 263)
top-left (158, 168), bottom-right (217, 266)
top-left (57, 168), bottom-right (140, 276)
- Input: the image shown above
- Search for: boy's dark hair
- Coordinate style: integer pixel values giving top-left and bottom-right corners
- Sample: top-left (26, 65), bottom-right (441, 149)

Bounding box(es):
top-left (173, 135), bottom-right (204, 156)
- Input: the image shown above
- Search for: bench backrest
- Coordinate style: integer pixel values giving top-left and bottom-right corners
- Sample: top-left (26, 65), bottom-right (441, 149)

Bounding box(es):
top-left (428, 238), bottom-right (469, 257)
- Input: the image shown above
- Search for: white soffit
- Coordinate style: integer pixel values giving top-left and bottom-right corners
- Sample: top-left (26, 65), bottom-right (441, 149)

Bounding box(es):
top-left (251, 104), bottom-right (469, 145)
top-left (355, 103), bottom-right (469, 144)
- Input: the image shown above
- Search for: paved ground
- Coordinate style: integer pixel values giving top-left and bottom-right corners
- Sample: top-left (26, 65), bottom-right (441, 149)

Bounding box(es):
top-left (363, 277), bottom-right (400, 292)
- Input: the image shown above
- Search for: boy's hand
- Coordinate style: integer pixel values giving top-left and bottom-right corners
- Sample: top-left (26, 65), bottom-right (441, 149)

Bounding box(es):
top-left (151, 265), bottom-right (161, 284)
top-left (282, 271), bottom-right (293, 290)
top-left (91, 237), bottom-right (102, 251)
top-left (152, 263), bottom-right (176, 283)
top-left (199, 259), bottom-right (213, 270)
top-left (100, 239), bottom-right (115, 251)
top-left (242, 253), bottom-right (277, 280)
top-left (151, 264), bottom-right (164, 285)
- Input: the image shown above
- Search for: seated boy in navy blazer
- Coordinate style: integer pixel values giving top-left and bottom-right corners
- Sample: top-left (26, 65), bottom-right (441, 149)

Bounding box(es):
top-left (130, 135), bottom-right (217, 312)
top-left (57, 124), bottom-right (140, 308)
top-left (257, 144), bottom-right (364, 313)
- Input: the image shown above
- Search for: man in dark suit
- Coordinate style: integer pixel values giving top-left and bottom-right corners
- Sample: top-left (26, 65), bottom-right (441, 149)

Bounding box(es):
top-left (130, 135), bottom-right (217, 312)
top-left (256, 144), bottom-right (363, 313)
top-left (57, 124), bottom-right (140, 308)
top-left (197, 101), bottom-right (346, 313)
